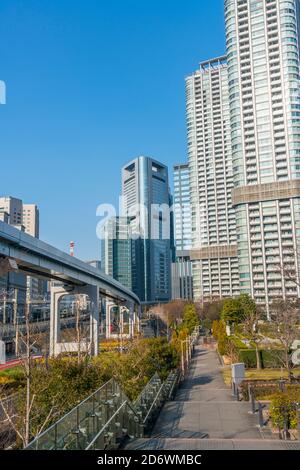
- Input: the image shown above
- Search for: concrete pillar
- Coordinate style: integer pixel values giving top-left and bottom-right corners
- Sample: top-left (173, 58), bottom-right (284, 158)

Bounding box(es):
top-left (50, 283), bottom-right (100, 358)
top-left (127, 301), bottom-right (135, 339)
top-left (105, 300), bottom-right (114, 339)
top-left (50, 285), bottom-right (68, 357)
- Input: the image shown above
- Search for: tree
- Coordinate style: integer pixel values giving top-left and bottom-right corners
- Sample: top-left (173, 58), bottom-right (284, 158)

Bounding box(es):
top-left (0, 298), bottom-right (54, 448)
top-left (270, 298), bottom-right (300, 382)
top-left (221, 298), bottom-right (244, 325)
top-left (181, 303), bottom-right (199, 334)
top-left (240, 294), bottom-right (262, 370)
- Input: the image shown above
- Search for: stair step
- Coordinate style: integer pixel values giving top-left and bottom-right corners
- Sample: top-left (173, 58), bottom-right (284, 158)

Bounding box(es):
top-left (125, 438), bottom-right (300, 450)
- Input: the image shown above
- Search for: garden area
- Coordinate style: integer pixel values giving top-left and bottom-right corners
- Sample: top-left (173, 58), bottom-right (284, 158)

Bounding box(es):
top-left (209, 294), bottom-right (300, 436)
top-left (0, 302), bottom-right (200, 448)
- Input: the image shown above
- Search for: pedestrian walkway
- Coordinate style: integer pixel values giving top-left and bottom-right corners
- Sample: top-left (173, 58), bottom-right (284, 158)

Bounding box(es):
top-left (125, 345), bottom-right (300, 450)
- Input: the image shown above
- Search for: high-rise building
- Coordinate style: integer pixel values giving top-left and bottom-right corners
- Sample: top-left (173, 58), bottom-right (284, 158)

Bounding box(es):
top-left (122, 156), bottom-right (172, 303)
top-left (22, 204), bottom-right (39, 238)
top-left (100, 216), bottom-right (133, 291)
top-left (173, 164), bottom-right (192, 252)
top-left (186, 57), bottom-right (240, 303)
top-left (225, 0), bottom-right (300, 315)
top-left (172, 164), bottom-right (193, 300)
top-left (0, 197), bottom-right (41, 307)
top-left (0, 197), bottom-right (23, 227)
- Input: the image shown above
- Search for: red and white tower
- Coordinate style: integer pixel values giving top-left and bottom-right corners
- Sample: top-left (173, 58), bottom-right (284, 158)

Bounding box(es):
top-left (70, 241), bottom-right (75, 257)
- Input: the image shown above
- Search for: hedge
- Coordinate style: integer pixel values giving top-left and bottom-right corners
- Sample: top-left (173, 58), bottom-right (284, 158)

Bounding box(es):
top-left (270, 391), bottom-right (300, 429)
top-left (238, 349), bottom-right (285, 369)
top-left (240, 380), bottom-right (300, 401)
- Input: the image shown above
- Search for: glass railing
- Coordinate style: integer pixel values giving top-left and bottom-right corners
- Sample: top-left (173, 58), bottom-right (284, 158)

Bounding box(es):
top-left (26, 327), bottom-right (199, 451)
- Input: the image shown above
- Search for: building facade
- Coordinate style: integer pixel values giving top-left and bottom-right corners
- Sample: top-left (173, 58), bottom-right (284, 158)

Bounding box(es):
top-left (100, 216), bottom-right (133, 291)
top-left (186, 57), bottom-right (240, 303)
top-left (173, 164), bottom-right (192, 252)
top-left (122, 156), bottom-right (172, 303)
top-left (22, 204), bottom-right (39, 238)
top-left (172, 163), bottom-right (194, 300)
top-left (0, 197), bottom-right (41, 310)
top-left (225, 0), bottom-right (300, 315)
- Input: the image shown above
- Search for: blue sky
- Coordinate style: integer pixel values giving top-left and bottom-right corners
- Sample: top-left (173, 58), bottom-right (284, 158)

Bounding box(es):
top-left (0, 0), bottom-right (226, 260)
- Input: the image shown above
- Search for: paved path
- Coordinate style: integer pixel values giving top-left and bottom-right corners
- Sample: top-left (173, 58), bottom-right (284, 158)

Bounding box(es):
top-left (125, 345), bottom-right (300, 449)
top-left (150, 346), bottom-right (261, 440)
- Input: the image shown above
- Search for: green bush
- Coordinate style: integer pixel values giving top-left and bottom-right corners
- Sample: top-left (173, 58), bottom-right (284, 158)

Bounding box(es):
top-left (237, 349), bottom-right (285, 369)
top-left (13, 337), bottom-right (180, 443)
top-left (238, 349), bottom-right (258, 368)
top-left (270, 392), bottom-right (300, 430)
top-left (261, 350), bottom-right (285, 369)
top-left (240, 381), bottom-right (300, 401)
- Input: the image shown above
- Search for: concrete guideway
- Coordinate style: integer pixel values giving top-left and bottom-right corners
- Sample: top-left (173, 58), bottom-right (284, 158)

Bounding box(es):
top-left (126, 345), bottom-right (300, 450)
top-left (0, 220), bottom-right (141, 358)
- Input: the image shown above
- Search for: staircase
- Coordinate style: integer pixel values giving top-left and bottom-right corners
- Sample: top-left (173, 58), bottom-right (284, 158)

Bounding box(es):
top-left (124, 345), bottom-right (300, 451)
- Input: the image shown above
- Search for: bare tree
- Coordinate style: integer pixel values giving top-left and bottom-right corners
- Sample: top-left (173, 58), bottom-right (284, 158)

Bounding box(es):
top-left (0, 297), bottom-right (54, 448)
top-left (240, 295), bottom-right (263, 370)
top-left (60, 294), bottom-right (91, 364)
top-left (270, 298), bottom-right (300, 382)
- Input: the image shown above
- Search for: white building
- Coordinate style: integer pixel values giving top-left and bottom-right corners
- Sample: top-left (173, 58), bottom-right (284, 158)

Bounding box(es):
top-left (0, 196), bottom-right (41, 304)
top-left (186, 57), bottom-right (240, 303)
top-left (22, 204), bottom-right (39, 238)
top-left (225, 0), bottom-right (300, 315)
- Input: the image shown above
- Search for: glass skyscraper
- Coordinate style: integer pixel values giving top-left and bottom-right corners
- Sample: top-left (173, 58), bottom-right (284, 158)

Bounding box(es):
top-left (186, 57), bottom-right (240, 303)
top-left (225, 0), bottom-right (300, 315)
top-left (173, 164), bottom-right (192, 252)
top-left (100, 216), bottom-right (133, 291)
top-left (172, 164), bottom-right (193, 300)
top-left (122, 156), bottom-right (172, 303)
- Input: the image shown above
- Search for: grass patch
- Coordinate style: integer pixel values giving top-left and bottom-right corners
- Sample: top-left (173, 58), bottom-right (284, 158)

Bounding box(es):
top-left (0, 367), bottom-right (23, 379)
top-left (222, 368), bottom-right (300, 387)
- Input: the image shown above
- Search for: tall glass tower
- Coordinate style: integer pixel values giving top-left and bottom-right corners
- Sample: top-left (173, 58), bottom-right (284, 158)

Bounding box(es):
top-left (172, 163), bottom-right (193, 300)
top-left (122, 156), bottom-right (172, 304)
top-left (186, 57), bottom-right (240, 303)
top-left (225, 0), bottom-right (300, 315)
top-left (173, 164), bottom-right (192, 252)
top-left (100, 216), bottom-right (133, 290)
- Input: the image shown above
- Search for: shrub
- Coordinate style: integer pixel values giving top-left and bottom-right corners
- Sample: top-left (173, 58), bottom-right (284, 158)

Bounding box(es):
top-left (240, 380), bottom-right (300, 401)
top-left (237, 349), bottom-right (286, 369)
top-left (270, 392), bottom-right (299, 430)
top-left (238, 349), bottom-right (258, 368)
top-left (261, 350), bottom-right (285, 369)
top-left (0, 368), bottom-right (25, 392)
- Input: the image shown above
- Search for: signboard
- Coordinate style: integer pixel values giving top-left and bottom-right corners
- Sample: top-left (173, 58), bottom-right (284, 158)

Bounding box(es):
top-left (231, 363), bottom-right (245, 386)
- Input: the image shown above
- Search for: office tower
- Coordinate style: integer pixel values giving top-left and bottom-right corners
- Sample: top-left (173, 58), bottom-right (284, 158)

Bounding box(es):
top-left (100, 217), bottom-right (133, 291)
top-left (122, 156), bottom-right (172, 303)
top-left (172, 164), bottom-right (193, 300)
top-left (173, 164), bottom-right (192, 252)
top-left (22, 204), bottom-right (39, 238)
top-left (0, 197), bottom-right (41, 308)
top-left (186, 57), bottom-right (240, 303)
top-left (225, 0), bottom-right (300, 315)
top-left (0, 197), bottom-right (23, 227)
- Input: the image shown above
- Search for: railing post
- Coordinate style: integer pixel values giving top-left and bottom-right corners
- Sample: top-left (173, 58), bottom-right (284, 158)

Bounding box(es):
top-left (250, 386), bottom-right (256, 414)
top-left (258, 402), bottom-right (264, 428)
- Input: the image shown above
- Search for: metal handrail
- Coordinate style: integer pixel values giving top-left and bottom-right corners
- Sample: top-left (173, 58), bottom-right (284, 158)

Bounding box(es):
top-left (26, 328), bottom-right (200, 450)
top-left (143, 382), bottom-right (165, 425)
top-left (85, 401), bottom-right (128, 450)
top-left (26, 379), bottom-right (115, 449)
